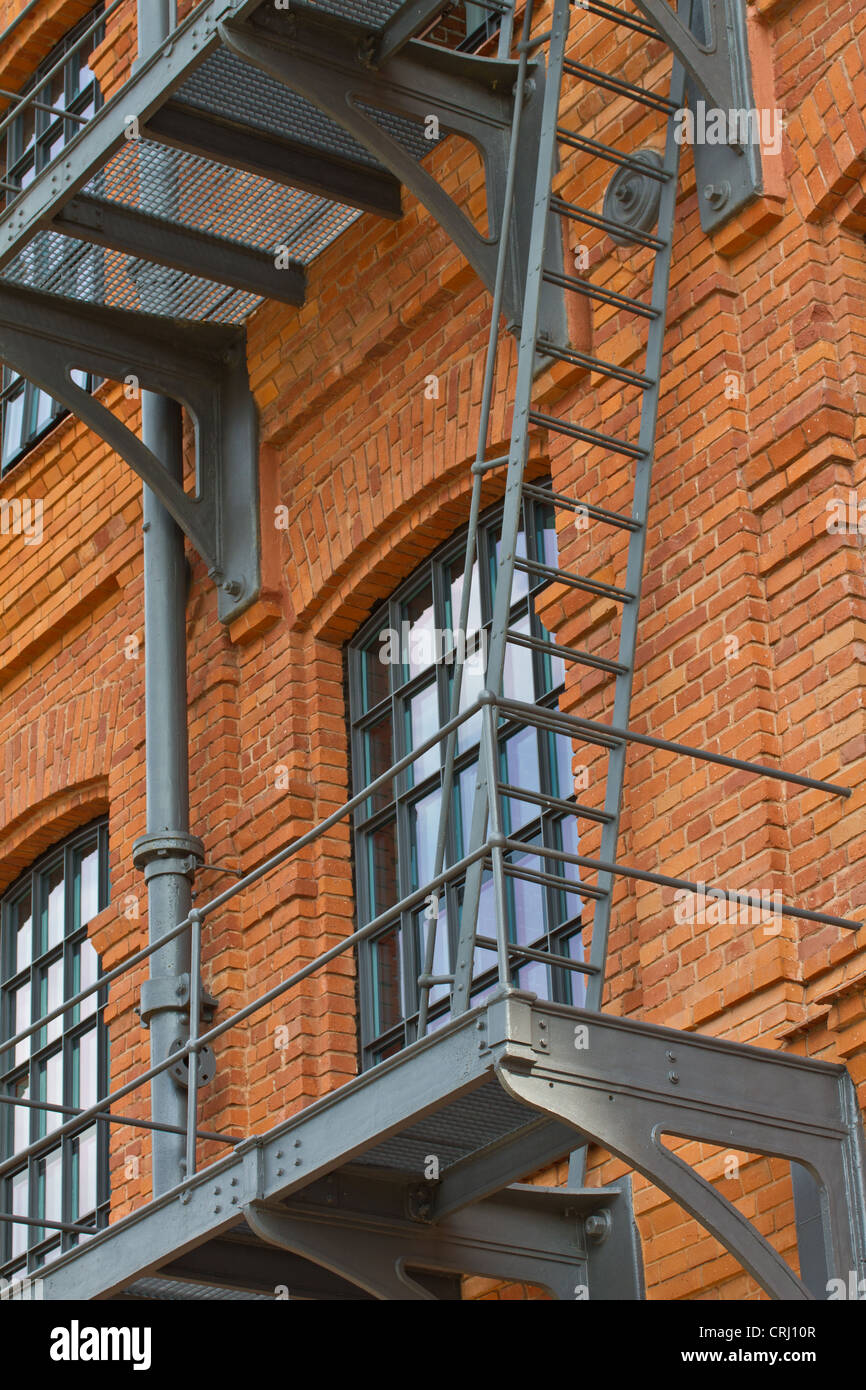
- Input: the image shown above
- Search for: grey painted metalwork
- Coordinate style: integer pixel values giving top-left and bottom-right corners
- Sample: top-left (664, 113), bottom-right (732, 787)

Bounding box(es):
top-left (133, 0), bottom-right (196, 1200)
top-left (220, 6), bottom-right (568, 343)
top-left (0, 0), bottom-right (863, 1301)
top-left (0, 283), bottom-right (260, 625)
top-left (28, 992), bottom-right (866, 1300)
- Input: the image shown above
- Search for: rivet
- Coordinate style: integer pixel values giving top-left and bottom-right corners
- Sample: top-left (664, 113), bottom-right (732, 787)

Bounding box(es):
top-left (276, 1167), bottom-right (284, 1177)
top-left (214, 1204), bottom-right (221, 1213)
top-left (668, 1071), bottom-right (679, 1085)
top-left (293, 1139), bottom-right (301, 1148)
top-left (294, 1158), bottom-right (303, 1167)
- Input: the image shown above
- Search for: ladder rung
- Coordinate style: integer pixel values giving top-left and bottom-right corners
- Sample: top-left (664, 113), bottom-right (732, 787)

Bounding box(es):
top-left (522, 482), bottom-right (641, 534)
top-left (541, 269), bottom-right (659, 320)
top-left (550, 193), bottom-right (667, 252)
top-left (475, 933), bottom-right (602, 972)
top-left (556, 128), bottom-right (670, 184)
top-left (535, 337), bottom-right (655, 391)
top-left (563, 58), bottom-right (678, 114)
top-left (505, 626), bottom-right (628, 679)
top-left (513, 555), bottom-right (634, 605)
top-left (497, 780), bottom-right (616, 827)
top-left (582, 0), bottom-right (660, 40)
top-left (471, 453), bottom-right (509, 475)
top-left (528, 409), bottom-right (645, 459)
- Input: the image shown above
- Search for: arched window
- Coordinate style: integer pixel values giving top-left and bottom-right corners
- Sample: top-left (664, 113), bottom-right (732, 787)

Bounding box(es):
top-left (0, 819), bottom-right (110, 1278)
top-left (348, 489), bottom-right (583, 1068)
top-left (0, 4), bottom-right (104, 474)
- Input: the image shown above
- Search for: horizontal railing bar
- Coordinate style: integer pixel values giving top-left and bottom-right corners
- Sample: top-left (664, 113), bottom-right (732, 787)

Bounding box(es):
top-left (1, 916), bottom-right (193, 1051)
top-left (0, 93), bottom-right (90, 124)
top-left (505, 626), bottom-right (626, 678)
top-left (0, 1211), bottom-right (99, 1236)
top-left (475, 933), bottom-right (599, 974)
top-left (0, 1093), bottom-right (234, 1145)
top-left (492, 693), bottom-right (853, 798)
top-left (513, 554), bottom-right (634, 604)
top-left (557, 126), bottom-right (671, 181)
top-left (527, 407), bottom-right (646, 458)
top-left (0, 841), bottom-right (490, 1184)
top-left (541, 270), bottom-right (660, 319)
top-left (521, 480), bottom-right (642, 532)
top-left (500, 836), bottom-right (861, 931)
top-left (563, 57), bottom-right (678, 113)
top-left (0, 697), bottom-right (486, 1057)
top-left (550, 193), bottom-right (667, 252)
top-left (497, 779), bottom-right (614, 825)
top-left (0, 0), bottom-right (119, 143)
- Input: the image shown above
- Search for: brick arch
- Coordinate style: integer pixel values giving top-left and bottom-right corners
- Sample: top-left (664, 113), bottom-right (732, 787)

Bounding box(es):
top-left (297, 435), bottom-right (551, 646)
top-left (0, 684), bottom-right (119, 892)
top-left (0, 0), bottom-right (97, 100)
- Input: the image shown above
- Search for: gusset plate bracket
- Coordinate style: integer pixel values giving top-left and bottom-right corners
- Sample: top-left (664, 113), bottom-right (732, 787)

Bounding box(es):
top-left (634, 0), bottom-right (749, 114)
top-left (0, 282), bottom-right (260, 625)
top-left (219, 9), bottom-right (568, 343)
top-left (491, 995), bottom-right (866, 1302)
top-left (244, 1168), bottom-right (643, 1300)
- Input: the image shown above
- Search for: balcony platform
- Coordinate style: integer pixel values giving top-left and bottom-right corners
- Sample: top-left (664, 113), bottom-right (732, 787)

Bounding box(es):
top-left (29, 992), bottom-right (866, 1301)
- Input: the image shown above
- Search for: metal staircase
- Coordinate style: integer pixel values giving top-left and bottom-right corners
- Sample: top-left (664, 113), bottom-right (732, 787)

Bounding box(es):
top-left (1, 0), bottom-right (865, 1301)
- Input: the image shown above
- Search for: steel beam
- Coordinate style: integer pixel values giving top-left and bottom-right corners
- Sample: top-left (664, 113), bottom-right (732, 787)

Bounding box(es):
top-left (53, 193), bottom-right (308, 305)
top-left (159, 1233), bottom-right (377, 1300)
top-left (368, 0), bottom-right (452, 66)
top-left (30, 994), bottom-right (866, 1302)
top-left (245, 1171), bottom-right (594, 1301)
top-left (146, 103), bottom-right (403, 220)
top-left (0, 282), bottom-right (260, 624)
top-left (0, 0), bottom-right (269, 272)
top-left (220, 9), bottom-right (569, 342)
top-left (430, 1117), bottom-right (578, 1220)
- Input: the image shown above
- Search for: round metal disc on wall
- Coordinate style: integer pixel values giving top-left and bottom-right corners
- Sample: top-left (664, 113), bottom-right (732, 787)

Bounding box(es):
top-left (168, 1038), bottom-right (217, 1089)
top-left (602, 149), bottom-right (665, 246)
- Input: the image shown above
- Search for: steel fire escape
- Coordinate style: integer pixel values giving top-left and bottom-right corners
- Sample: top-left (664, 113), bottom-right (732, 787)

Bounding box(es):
top-left (0, 0), bottom-right (865, 1301)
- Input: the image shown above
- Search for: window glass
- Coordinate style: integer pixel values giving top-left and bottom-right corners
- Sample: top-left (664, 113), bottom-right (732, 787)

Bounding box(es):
top-left (349, 490), bottom-right (582, 1066)
top-left (0, 6), bottom-right (104, 476)
top-left (0, 821), bottom-right (109, 1276)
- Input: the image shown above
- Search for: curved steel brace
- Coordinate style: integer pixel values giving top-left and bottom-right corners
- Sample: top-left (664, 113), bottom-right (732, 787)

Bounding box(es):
top-left (244, 1173), bottom-right (592, 1301)
top-left (246, 1202), bottom-right (448, 1301)
top-left (219, 14), bottom-right (567, 342)
top-left (0, 282), bottom-right (260, 623)
top-left (497, 1059), bottom-right (812, 1300)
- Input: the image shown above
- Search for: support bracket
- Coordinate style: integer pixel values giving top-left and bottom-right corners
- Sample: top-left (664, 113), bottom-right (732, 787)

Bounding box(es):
top-left (219, 7), bottom-right (568, 342)
top-left (245, 1167), bottom-right (643, 1300)
top-left (491, 995), bottom-right (866, 1301)
top-left (0, 282), bottom-right (260, 625)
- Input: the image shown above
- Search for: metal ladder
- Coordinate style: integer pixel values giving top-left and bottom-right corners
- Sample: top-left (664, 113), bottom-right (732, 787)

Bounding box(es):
top-left (419, 0), bottom-right (687, 1028)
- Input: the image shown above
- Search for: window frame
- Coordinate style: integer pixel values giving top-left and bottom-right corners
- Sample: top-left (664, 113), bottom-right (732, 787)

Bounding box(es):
top-left (348, 488), bottom-right (584, 1069)
top-left (0, 4), bottom-right (105, 476)
top-left (0, 819), bottom-right (110, 1278)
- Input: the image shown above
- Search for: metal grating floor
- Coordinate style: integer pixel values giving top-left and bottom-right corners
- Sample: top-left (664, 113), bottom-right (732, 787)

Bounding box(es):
top-left (353, 1080), bottom-right (538, 1174)
top-left (0, 5), bottom-right (438, 323)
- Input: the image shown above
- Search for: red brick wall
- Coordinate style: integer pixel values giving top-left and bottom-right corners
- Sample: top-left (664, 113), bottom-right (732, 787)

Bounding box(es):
top-left (0, 0), bottom-right (864, 1297)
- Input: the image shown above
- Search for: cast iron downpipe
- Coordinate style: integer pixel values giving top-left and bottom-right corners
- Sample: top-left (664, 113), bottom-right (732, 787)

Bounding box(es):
top-left (130, 0), bottom-right (204, 1196)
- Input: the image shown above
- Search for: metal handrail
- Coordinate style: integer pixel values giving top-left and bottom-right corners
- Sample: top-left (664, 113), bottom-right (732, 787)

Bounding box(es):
top-left (0, 1), bottom-right (118, 145)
